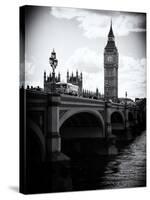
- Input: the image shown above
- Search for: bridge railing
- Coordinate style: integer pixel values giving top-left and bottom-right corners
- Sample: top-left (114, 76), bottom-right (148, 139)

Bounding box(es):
top-left (23, 87), bottom-right (138, 111)
top-left (60, 94), bottom-right (105, 106)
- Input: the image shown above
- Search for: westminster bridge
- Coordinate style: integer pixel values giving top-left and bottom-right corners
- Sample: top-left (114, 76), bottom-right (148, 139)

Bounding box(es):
top-left (20, 88), bottom-right (146, 163)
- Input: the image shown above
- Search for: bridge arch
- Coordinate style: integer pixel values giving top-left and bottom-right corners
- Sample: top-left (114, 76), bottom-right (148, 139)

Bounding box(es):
top-left (27, 119), bottom-right (46, 162)
top-left (59, 109), bottom-right (105, 156)
top-left (110, 111), bottom-right (125, 131)
top-left (59, 109), bottom-right (105, 136)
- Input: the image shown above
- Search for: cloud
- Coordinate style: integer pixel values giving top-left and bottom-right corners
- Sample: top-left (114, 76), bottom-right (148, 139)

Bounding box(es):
top-left (50, 7), bottom-right (83, 20)
top-left (66, 47), bottom-right (102, 73)
top-left (118, 55), bottom-right (146, 98)
top-left (83, 71), bottom-right (104, 93)
top-left (50, 7), bottom-right (146, 39)
top-left (65, 47), bottom-right (104, 92)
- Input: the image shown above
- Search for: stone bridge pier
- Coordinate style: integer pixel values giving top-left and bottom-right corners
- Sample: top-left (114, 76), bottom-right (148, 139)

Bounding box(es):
top-left (46, 94), bottom-right (70, 161)
top-left (47, 95), bottom-right (60, 153)
top-left (125, 108), bottom-right (140, 139)
top-left (105, 101), bottom-right (113, 138)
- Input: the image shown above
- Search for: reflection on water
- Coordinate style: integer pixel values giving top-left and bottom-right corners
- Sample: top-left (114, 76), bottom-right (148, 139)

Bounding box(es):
top-left (71, 131), bottom-right (146, 190)
top-left (101, 131), bottom-right (146, 188)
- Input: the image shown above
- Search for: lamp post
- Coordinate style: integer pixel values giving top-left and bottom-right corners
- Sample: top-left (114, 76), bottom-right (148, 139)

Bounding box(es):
top-left (49, 49), bottom-right (58, 93)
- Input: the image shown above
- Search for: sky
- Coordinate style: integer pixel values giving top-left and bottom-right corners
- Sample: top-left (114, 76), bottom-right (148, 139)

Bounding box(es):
top-left (21, 6), bottom-right (146, 99)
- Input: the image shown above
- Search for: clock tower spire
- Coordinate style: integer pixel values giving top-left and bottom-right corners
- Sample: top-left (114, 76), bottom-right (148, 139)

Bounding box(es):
top-left (104, 20), bottom-right (118, 102)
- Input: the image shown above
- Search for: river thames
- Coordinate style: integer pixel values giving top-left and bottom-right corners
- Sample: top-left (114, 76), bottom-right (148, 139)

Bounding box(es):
top-left (70, 131), bottom-right (146, 191)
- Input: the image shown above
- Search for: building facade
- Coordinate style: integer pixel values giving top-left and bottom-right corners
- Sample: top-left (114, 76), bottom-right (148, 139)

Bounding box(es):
top-left (104, 21), bottom-right (119, 102)
top-left (44, 71), bottom-right (61, 92)
top-left (67, 70), bottom-right (83, 95)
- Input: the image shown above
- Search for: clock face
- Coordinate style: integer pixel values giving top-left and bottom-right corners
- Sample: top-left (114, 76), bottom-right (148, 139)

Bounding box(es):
top-left (106, 55), bottom-right (113, 63)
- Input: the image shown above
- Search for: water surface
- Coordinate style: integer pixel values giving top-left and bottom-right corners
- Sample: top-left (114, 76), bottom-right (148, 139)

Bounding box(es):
top-left (71, 131), bottom-right (146, 190)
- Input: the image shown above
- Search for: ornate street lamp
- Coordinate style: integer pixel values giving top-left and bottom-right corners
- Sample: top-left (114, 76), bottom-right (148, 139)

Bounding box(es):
top-left (49, 49), bottom-right (58, 93)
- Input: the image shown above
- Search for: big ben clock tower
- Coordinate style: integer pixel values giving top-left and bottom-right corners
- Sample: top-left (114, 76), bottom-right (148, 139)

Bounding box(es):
top-left (104, 20), bottom-right (118, 102)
